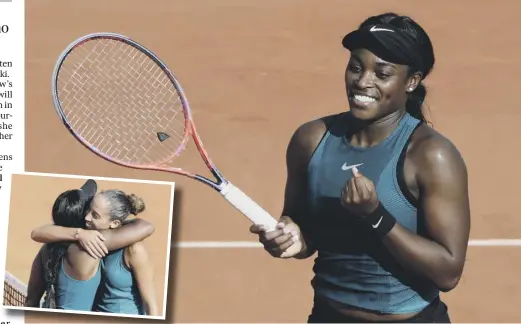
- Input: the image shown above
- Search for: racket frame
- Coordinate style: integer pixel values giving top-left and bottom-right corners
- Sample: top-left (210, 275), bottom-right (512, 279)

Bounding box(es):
top-left (51, 32), bottom-right (228, 192)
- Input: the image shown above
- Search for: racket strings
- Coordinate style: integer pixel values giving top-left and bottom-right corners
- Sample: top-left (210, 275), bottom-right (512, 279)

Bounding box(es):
top-left (56, 37), bottom-right (187, 165)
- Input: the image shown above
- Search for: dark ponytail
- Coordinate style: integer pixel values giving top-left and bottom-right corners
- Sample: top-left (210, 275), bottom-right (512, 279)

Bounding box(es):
top-left (406, 82), bottom-right (428, 123)
top-left (41, 189), bottom-right (88, 308)
top-left (41, 244), bottom-right (69, 308)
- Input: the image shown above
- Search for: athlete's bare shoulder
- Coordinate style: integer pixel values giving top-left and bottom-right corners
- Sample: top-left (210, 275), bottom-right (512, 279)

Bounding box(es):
top-left (67, 242), bottom-right (101, 266)
top-left (124, 241), bottom-right (149, 268)
top-left (289, 113), bottom-right (342, 160)
top-left (409, 123), bottom-right (467, 181)
top-left (126, 240), bottom-right (146, 254)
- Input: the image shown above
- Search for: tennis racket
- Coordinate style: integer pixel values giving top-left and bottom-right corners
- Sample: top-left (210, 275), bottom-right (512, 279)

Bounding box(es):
top-left (51, 32), bottom-right (278, 231)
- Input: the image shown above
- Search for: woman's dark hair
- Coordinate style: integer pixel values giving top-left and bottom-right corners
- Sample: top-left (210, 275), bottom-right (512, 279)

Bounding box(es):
top-left (360, 13), bottom-right (435, 123)
top-left (42, 189), bottom-right (88, 308)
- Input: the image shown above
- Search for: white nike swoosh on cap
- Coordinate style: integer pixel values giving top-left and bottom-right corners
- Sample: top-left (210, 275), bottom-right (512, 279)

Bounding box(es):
top-left (370, 26), bottom-right (395, 33)
top-left (341, 163), bottom-right (363, 171)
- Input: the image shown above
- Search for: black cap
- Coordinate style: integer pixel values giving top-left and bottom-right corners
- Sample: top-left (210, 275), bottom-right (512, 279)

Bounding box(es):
top-left (343, 24), bottom-right (400, 49)
top-left (342, 24), bottom-right (420, 67)
top-left (79, 179), bottom-right (97, 201)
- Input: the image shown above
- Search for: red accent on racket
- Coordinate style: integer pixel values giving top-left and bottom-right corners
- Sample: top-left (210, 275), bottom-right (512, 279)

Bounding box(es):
top-left (51, 32), bottom-right (278, 230)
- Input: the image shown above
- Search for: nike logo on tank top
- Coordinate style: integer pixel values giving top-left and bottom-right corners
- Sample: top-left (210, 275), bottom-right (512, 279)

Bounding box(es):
top-left (303, 112), bottom-right (439, 314)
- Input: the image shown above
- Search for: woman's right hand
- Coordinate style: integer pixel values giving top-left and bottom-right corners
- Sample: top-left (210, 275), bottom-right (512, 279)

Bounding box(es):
top-left (77, 229), bottom-right (108, 259)
top-left (249, 216), bottom-right (305, 258)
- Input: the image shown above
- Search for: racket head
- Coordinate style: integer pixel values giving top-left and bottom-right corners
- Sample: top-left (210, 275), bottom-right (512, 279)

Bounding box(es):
top-left (51, 32), bottom-right (195, 170)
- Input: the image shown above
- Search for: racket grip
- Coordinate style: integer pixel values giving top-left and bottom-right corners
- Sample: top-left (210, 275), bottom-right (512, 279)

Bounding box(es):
top-left (220, 182), bottom-right (278, 231)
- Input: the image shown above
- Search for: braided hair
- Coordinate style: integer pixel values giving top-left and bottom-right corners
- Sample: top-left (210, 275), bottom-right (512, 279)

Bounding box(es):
top-left (41, 189), bottom-right (89, 308)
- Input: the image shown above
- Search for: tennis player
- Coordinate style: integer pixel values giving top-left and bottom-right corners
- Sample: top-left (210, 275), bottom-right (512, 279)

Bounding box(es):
top-left (26, 181), bottom-right (156, 314)
top-left (250, 12), bottom-right (470, 323)
top-left (88, 189), bottom-right (160, 316)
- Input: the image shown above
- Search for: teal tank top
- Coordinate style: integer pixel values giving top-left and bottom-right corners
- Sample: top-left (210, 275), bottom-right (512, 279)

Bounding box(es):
top-left (303, 112), bottom-right (439, 314)
top-left (55, 259), bottom-right (102, 311)
top-left (93, 248), bottom-right (144, 315)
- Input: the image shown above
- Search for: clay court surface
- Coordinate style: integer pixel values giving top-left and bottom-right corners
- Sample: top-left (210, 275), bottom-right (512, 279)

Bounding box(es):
top-left (5, 174), bottom-right (173, 320)
top-left (18, 0), bottom-right (521, 322)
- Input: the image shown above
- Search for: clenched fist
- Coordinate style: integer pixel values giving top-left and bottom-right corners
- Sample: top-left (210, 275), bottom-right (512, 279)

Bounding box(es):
top-left (340, 166), bottom-right (379, 215)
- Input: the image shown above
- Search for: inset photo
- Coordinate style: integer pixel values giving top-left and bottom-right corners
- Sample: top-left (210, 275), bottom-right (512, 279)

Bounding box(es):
top-left (2, 172), bottom-right (174, 321)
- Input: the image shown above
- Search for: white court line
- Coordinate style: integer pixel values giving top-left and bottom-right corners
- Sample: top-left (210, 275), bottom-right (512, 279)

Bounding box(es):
top-left (172, 239), bottom-right (521, 248)
top-left (467, 239), bottom-right (521, 246)
top-left (174, 241), bottom-right (263, 248)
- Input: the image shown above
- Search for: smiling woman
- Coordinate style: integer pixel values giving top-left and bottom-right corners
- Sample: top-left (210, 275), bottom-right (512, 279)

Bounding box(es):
top-left (342, 14), bottom-right (434, 125)
top-left (27, 185), bottom-right (160, 317)
top-left (249, 12), bottom-right (470, 323)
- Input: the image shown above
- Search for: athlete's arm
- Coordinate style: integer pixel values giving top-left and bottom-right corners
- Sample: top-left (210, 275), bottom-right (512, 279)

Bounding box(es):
top-left (31, 224), bottom-right (101, 243)
top-left (25, 247), bottom-right (46, 307)
top-left (31, 224), bottom-right (107, 258)
top-left (281, 118), bottom-right (329, 259)
top-left (380, 134), bottom-right (470, 292)
top-left (126, 242), bottom-right (160, 316)
top-left (31, 219), bottom-right (155, 256)
top-left (96, 219), bottom-right (155, 252)
top-left (250, 115), bottom-right (341, 259)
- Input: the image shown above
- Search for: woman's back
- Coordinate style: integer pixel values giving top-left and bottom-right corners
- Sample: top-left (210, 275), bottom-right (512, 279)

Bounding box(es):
top-left (63, 243), bottom-right (101, 279)
top-left (45, 243), bottom-right (102, 310)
